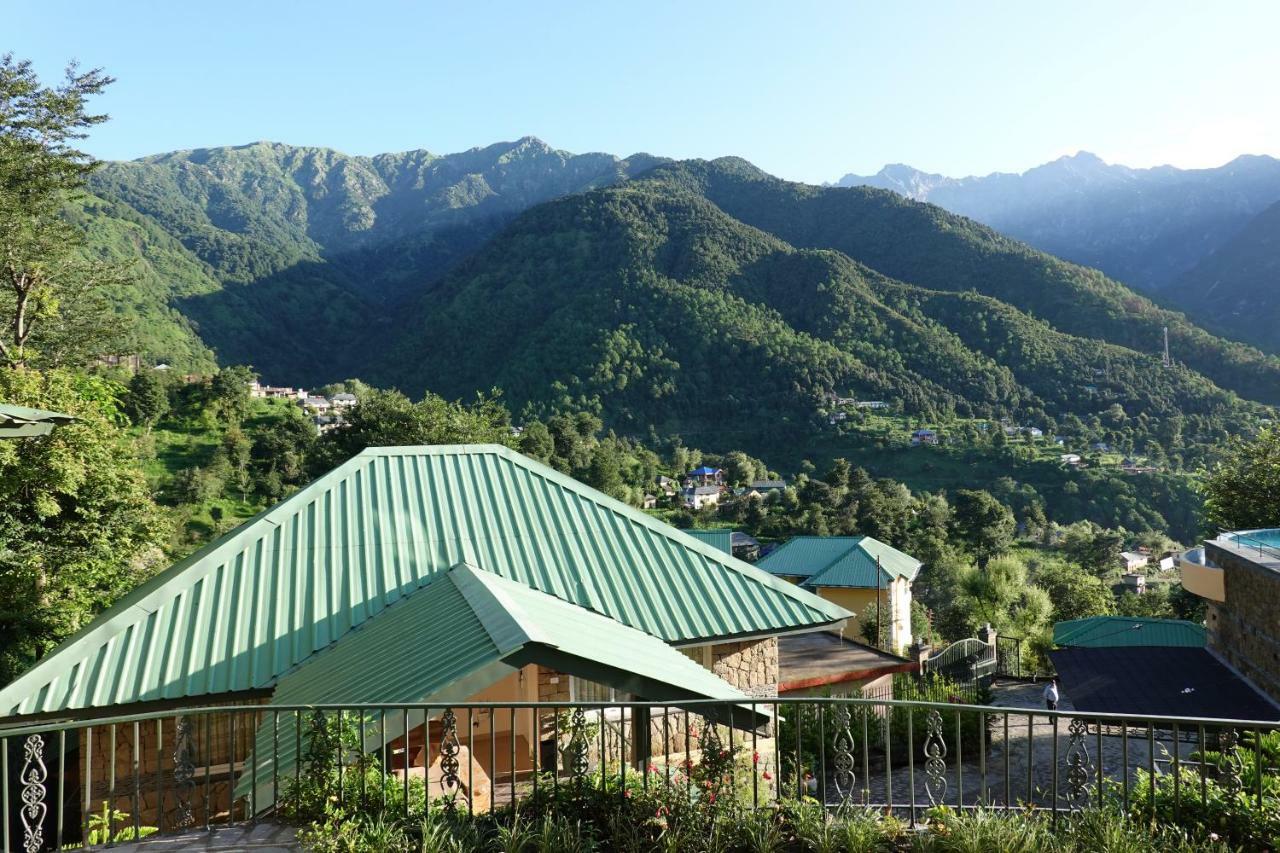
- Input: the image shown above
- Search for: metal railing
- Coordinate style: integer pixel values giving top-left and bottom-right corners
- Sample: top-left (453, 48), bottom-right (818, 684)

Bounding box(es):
top-left (1, 696), bottom-right (1277, 850)
top-left (1218, 528), bottom-right (1280, 561)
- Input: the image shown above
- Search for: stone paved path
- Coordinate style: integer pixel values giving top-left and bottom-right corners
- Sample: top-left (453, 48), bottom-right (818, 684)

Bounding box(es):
top-left (105, 823), bottom-right (300, 852)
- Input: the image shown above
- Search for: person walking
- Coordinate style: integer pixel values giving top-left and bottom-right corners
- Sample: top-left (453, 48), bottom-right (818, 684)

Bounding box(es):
top-left (1043, 678), bottom-right (1059, 711)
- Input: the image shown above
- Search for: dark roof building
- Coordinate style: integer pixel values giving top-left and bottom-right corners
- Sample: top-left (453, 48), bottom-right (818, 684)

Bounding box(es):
top-left (1049, 646), bottom-right (1279, 720)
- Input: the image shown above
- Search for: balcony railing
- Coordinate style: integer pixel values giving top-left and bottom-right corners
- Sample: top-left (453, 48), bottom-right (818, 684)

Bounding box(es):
top-left (1, 697), bottom-right (1276, 850)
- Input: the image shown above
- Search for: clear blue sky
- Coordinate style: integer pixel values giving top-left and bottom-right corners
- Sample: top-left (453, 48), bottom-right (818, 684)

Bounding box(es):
top-left (11, 1), bottom-right (1279, 183)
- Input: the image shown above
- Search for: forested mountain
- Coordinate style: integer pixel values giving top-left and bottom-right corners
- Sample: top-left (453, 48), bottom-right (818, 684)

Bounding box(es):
top-left (71, 142), bottom-right (1280, 463)
top-left (659, 158), bottom-right (1280, 404)
top-left (369, 158), bottom-right (1273, 456)
top-left (81, 138), bottom-right (662, 376)
top-left (835, 153), bottom-right (1280, 296)
top-left (1165, 199), bottom-right (1280, 353)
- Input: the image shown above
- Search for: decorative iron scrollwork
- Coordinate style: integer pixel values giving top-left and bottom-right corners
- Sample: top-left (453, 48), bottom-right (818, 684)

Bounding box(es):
top-left (1219, 728), bottom-right (1244, 795)
top-left (173, 715), bottom-right (197, 828)
top-left (20, 734), bottom-right (47, 853)
top-left (439, 709), bottom-right (462, 810)
top-left (1064, 718), bottom-right (1092, 808)
top-left (923, 709), bottom-right (948, 805)
top-left (565, 707), bottom-right (590, 783)
top-left (831, 704), bottom-right (857, 801)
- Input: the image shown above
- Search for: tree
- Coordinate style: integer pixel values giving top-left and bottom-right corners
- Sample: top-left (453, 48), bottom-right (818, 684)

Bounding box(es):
top-left (951, 489), bottom-right (1016, 566)
top-left (955, 555), bottom-right (1052, 639)
top-left (1031, 558), bottom-right (1116, 622)
top-left (0, 54), bottom-right (128, 368)
top-left (1204, 427), bottom-right (1280, 531)
top-left (123, 369), bottom-right (168, 432)
top-left (0, 367), bottom-right (167, 682)
top-left (1061, 523), bottom-right (1125, 577)
top-left (315, 387), bottom-right (514, 471)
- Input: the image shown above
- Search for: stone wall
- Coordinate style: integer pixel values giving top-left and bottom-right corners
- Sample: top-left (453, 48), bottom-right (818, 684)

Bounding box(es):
top-left (1204, 544), bottom-right (1280, 702)
top-left (710, 637), bottom-right (779, 699)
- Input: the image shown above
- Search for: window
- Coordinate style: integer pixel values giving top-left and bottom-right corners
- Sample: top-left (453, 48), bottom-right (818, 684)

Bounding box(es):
top-left (569, 677), bottom-right (629, 703)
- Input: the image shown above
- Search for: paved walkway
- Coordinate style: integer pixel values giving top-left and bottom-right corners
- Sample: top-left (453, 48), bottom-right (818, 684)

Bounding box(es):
top-left (106, 824), bottom-right (300, 852)
top-left (820, 680), bottom-right (1201, 811)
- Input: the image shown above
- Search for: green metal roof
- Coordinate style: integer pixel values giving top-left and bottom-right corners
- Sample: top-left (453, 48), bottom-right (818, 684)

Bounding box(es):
top-left (1053, 617), bottom-right (1207, 649)
top-left (682, 530), bottom-right (733, 555)
top-left (757, 536), bottom-right (922, 589)
top-left (0, 403), bottom-right (75, 438)
top-left (0, 445), bottom-right (848, 717)
top-left (240, 562), bottom-right (756, 805)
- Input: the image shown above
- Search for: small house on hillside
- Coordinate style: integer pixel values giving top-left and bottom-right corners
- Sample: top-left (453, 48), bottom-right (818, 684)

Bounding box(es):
top-left (688, 466), bottom-right (724, 485)
top-left (758, 536), bottom-right (921, 652)
top-left (910, 429), bottom-right (938, 446)
top-left (749, 479), bottom-right (787, 494)
top-left (684, 485), bottom-right (721, 510)
top-left (332, 392), bottom-right (358, 408)
top-left (1120, 551), bottom-right (1150, 571)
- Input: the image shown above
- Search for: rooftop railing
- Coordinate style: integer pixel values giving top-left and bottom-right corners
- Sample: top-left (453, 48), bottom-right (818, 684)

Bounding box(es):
top-left (1217, 528), bottom-right (1280, 561)
top-left (1, 696), bottom-right (1276, 850)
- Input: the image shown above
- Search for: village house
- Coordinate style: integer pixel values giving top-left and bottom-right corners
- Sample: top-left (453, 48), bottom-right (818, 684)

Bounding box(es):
top-left (0, 445), bottom-right (851, 826)
top-left (687, 465), bottom-right (724, 485)
top-left (1119, 550), bottom-right (1150, 571)
top-left (757, 536), bottom-right (921, 652)
top-left (331, 392), bottom-right (358, 408)
top-left (910, 428), bottom-right (938, 446)
top-left (684, 484), bottom-right (721, 510)
top-left (1121, 572), bottom-right (1146, 594)
top-left (302, 395), bottom-right (331, 413)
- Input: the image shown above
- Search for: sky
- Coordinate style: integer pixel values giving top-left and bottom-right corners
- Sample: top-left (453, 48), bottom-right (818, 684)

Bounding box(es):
top-left (10, 1), bottom-right (1280, 184)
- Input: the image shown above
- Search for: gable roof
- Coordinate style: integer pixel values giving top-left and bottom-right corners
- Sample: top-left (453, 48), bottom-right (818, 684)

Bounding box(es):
top-left (0, 445), bottom-right (848, 717)
top-left (683, 530), bottom-right (733, 554)
top-left (757, 536), bottom-right (922, 589)
top-left (1053, 616), bottom-right (1206, 649)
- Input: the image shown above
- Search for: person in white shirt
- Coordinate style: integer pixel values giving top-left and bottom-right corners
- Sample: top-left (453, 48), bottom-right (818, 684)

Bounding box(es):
top-left (1044, 678), bottom-right (1060, 711)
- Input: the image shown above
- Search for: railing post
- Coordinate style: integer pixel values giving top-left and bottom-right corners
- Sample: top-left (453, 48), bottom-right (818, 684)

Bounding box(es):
top-left (173, 715), bottom-right (196, 829)
top-left (923, 709), bottom-right (947, 805)
top-left (19, 734), bottom-right (47, 853)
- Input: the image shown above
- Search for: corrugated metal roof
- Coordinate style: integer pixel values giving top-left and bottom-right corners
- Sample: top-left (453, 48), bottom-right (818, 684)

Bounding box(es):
top-left (1053, 617), bottom-right (1206, 649)
top-left (0, 445), bottom-right (848, 717)
top-left (241, 561), bottom-right (752, 805)
top-left (682, 530), bottom-right (733, 555)
top-left (0, 403), bottom-right (75, 438)
top-left (757, 536), bottom-right (921, 589)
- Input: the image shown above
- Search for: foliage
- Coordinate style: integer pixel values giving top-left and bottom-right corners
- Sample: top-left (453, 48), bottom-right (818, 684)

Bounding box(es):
top-left (950, 490), bottom-right (1015, 566)
top-left (0, 367), bottom-right (168, 682)
top-left (84, 802), bottom-right (158, 845)
top-left (0, 53), bottom-right (131, 368)
top-left (1203, 426), bottom-right (1280, 531)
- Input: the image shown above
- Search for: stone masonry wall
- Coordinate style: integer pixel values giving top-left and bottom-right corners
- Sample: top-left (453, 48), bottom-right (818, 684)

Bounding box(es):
top-left (1204, 545), bottom-right (1280, 703)
top-left (710, 637), bottom-right (779, 699)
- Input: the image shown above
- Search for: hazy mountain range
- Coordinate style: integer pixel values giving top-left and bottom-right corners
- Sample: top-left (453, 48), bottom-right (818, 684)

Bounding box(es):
top-left (835, 153), bottom-right (1280, 352)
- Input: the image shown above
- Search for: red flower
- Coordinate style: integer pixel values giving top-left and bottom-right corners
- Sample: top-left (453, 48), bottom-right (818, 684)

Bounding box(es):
top-left (762, 770), bottom-right (772, 780)
top-left (624, 790), bottom-right (632, 798)
top-left (709, 792), bottom-right (716, 803)
top-left (647, 763), bottom-right (658, 774)
top-left (752, 751), bottom-right (760, 765)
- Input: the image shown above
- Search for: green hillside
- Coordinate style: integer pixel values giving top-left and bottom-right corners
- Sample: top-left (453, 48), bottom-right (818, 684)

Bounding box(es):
top-left (373, 171), bottom-right (1266, 458)
top-left (648, 158), bottom-right (1280, 405)
top-left (84, 138), bottom-right (662, 379)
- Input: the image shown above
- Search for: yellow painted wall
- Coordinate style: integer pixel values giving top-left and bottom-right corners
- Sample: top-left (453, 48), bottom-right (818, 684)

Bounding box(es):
top-left (816, 587), bottom-right (881, 635)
